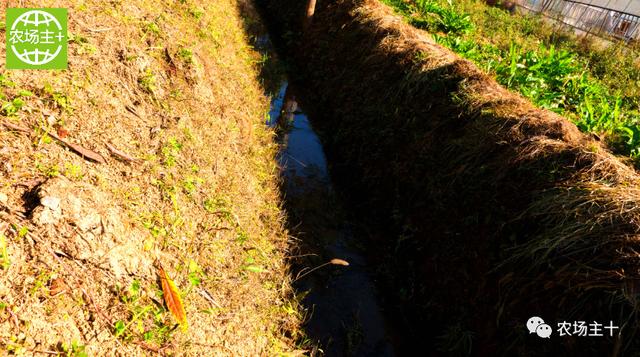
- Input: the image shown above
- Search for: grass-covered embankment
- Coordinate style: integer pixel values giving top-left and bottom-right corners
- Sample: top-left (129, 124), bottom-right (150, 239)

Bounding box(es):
top-left (0, 0), bottom-right (303, 355)
top-left (262, 0), bottom-right (640, 354)
top-left (384, 0), bottom-right (640, 158)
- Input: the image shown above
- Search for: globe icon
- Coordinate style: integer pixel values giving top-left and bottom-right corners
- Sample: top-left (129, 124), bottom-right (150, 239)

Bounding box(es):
top-left (10, 10), bottom-right (64, 66)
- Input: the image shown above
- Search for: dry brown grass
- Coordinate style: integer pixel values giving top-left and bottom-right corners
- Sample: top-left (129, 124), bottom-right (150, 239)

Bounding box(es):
top-left (0, 0), bottom-right (303, 355)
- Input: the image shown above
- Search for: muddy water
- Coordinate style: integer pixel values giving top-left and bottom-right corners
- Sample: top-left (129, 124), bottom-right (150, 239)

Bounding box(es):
top-left (267, 81), bottom-right (396, 356)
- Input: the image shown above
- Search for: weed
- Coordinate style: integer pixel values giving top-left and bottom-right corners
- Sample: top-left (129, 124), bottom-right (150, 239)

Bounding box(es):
top-left (42, 83), bottom-right (72, 112)
top-left (391, 0), bottom-right (473, 35)
top-left (236, 230), bottom-right (249, 245)
top-left (176, 48), bottom-right (194, 64)
top-left (143, 219), bottom-right (168, 239)
top-left (17, 89), bottom-right (33, 97)
top-left (144, 21), bottom-right (161, 36)
top-left (0, 73), bottom-right (15, 87)
top-left (67, 33), bottom-right (89, 44)
top-left (344, 315), bottom-right (364, 355)
top-left (187, 259), bottom-right (203, 287)
top-left (138, 69), bottom-right (157, 94)
top-left (0, 234), bottom-right (9, 270)
top-left (37, 163), bottom-right (61, 178)
top-left (189, 7), bottom-right (204, 20)
top-left (114, 280), bottom-right (173, 344)
top-left (63, 163), bottom-right (83, 180)
top-left (161, 137), bottom-right (182, 167)
top-left (181, 176), bottom-right (203, 195)
top-left (386, 0), bottom-right (640, 158)
top-left (15, 225), bottom-right (28, 239)
top-left (203, 197), bottom-right (231, 218)
top-left (1, 97), bottom-right (24, 115)
top-left (31, 270), bottom-right (52, 297)
top-left (59, 341), bottom-right (88, 357)
top-left (169, 89), bottom-right (183, 100)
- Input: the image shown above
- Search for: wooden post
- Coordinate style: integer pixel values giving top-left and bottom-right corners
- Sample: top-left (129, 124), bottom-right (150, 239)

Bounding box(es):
top-left (303, 0), bottom-right (317, 31)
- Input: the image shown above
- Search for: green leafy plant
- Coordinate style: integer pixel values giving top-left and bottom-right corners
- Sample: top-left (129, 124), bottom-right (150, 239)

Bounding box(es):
top-left (161, 137), bottom-right (182, 167)
top-left (390, 0), bottom-right (640, 157)
top-left (410, 0), bottom-right (473, 35)
top-left (114, 280), bottom-right (173, 344)
top-left (2, 97), bottom-right (24, 115)
top-left (176, 48), bottom-right (194, 64)
top-left (0, 234), bottom-right (9, 270)
top-left (60, 341), bottom-right (88, 357)
top-left (138, 69), bottom-right (157, 94)
top-left (384, 0), bottom-right (640, 158)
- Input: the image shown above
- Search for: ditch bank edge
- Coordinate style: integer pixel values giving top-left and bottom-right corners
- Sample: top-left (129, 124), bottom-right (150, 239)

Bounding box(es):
top-left (260, 0), bottom-right (640, 354)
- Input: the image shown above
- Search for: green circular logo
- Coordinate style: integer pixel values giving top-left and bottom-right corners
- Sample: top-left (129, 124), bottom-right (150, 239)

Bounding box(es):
top-left (9, 10), bottom-right (65, 66)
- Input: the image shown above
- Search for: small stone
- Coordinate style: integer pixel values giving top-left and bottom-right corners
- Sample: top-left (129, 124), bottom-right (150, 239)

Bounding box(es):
top-left (77, 212), bottom-right (101, 232)
top-left (33, 207), bottom-right (61, 226)
top-left (40, 196), bottom-right (61, 210)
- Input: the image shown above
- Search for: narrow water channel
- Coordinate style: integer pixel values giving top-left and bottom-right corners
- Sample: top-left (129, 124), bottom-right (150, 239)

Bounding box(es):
top-left (266, 78), bottom-right (396, 356)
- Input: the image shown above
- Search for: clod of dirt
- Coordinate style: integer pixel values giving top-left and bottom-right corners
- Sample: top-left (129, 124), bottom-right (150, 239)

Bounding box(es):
top-left (31, 177), bottom-right (152, 279)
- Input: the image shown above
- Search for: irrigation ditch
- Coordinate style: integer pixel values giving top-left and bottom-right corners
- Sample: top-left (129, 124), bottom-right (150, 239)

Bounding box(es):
top-left (246, 15), bottom-right (400, 353)
top-left (255, 0), bottom-right (640, 355)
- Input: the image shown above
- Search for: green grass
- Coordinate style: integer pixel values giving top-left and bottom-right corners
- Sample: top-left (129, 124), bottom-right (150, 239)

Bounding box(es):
top-left (176, 47), bottom-right (194, 64)
top-left (0, 234), bottom-right (9, 270)
top-left (113, 279), bottom-right (174, 344)
top-left (382, 0), bottom-right (640, 157)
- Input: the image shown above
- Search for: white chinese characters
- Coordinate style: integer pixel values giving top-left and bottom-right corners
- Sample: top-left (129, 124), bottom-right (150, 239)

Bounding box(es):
top-left (557, 320), bottom-right (619, 337)
top-left (9, 28), bottom-right (64, 45)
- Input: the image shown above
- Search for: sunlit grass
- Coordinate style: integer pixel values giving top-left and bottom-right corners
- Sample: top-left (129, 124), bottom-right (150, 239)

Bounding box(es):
top-left (382, 0), bottom-right (640, 158)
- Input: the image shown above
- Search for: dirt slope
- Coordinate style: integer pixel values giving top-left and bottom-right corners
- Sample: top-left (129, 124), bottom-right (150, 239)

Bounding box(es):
top-left (261, 0), bottom-right (640, 354)
top-left (0, 0), bottom-right (302, 355)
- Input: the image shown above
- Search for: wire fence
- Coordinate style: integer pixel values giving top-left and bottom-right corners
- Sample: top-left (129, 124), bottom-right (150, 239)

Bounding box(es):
top-left (515, 0), bottom-right (640, 43)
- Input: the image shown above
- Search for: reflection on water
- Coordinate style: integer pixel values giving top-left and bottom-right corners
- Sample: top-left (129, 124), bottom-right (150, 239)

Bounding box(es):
top-left (269, 82), bottom-right (395, 356)
top-left (268, 83), bottom-right (328, 182)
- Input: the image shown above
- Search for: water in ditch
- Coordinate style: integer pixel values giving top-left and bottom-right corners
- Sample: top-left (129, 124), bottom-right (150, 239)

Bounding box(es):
top-left (267, 79), bottom-right (397, 356)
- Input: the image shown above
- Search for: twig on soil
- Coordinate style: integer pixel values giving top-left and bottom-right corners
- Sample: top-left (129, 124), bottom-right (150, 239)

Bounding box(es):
top-left (28, 350), bottom-right (60, 355)
top-left (1, 121), bottom-right (30, 134)
top-left (3, 120), bottom-right (106, 164)
top-left (81, 288), bottom-right (113, 325)
top-left (125, 105), bottom-right (141, 118)
top-left (198, 288), bottom-right (222, 309)
top-left (6, 307), bottom-right (19, 331)
top-left (106, 142), bottom-right (138, 163)
top-left (45, 129), bottom-right (107, 164)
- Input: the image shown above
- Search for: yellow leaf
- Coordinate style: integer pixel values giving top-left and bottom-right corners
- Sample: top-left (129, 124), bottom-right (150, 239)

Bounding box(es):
top-left (330, 258), bottom-right (349, 266)
top-left (157, 263), bottom-right (187, 329)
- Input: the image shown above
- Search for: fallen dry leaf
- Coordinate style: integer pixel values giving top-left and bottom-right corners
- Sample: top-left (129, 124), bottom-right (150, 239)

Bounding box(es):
top-left (157, 263), bottom-right (188, 329)
top-left (330, 258), bottom-right (349, 266)
top-left (55, 125), bottom-right (69, 138)
top-left (49, 278), bottom-right (67, 296)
